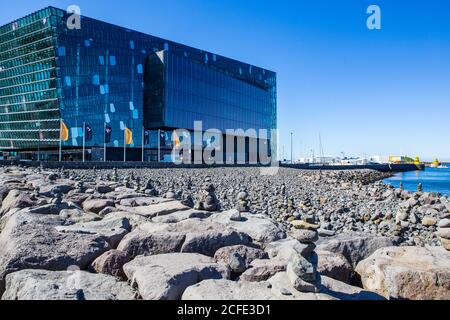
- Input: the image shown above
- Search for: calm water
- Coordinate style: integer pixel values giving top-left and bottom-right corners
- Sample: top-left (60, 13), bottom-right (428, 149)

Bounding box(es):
top-left (384, 164), bottom-right (450, 195)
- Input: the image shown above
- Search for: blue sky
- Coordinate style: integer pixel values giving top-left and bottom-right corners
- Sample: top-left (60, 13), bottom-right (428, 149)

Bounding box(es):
top-left (2, 0), bottom-right (450, 161)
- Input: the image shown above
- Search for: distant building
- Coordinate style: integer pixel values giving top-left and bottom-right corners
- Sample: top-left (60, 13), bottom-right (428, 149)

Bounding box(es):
top-left (0, 7), bottom-right (277, 162)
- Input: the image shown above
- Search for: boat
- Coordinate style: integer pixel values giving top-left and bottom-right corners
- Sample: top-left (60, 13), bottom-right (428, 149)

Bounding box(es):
top-left (430, 159), bottom-right (441, 168)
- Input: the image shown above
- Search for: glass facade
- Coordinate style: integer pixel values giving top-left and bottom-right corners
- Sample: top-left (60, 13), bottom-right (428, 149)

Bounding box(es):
top-left (161, 51), bottom-right (274, 132)
top-left (0, 6), bottom-right (277, 159)
top-left (0, 8), bottom-right (59, 149)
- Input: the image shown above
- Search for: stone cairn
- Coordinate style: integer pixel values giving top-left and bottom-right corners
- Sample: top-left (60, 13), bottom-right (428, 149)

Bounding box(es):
top-left (438, 215), bottom-right (450, 251)
top-left (134, 177), bottom-right (141, 192)
top-left (287, 217), bottom-right (321, 293)
top-left (112, 168), bottom-right (119, 182)
top-left (164, 184), bottom-right (177, 199)
top-left (51, 190), bottom-right (63, 205)
top-left (194, 177), bottom-right (219, 212)
top-left (75, 181), bottom-right (85, 193)
top-left (231, 188), bottom-right (250, 221)
top-left (143, 179), bottom-right (157, 196)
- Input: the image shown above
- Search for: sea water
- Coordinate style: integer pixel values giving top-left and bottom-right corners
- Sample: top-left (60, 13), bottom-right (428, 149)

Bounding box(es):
top-left (384, 165), bottom-right (450, 195)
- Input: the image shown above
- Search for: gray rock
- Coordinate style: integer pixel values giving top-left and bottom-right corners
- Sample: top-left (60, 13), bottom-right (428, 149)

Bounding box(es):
top-left (2, 269), bottom-right (135, 300)
top-left (286, 263), bottom-right (321, 293)
top-left (288, 254), bottom-right (316, 282)
top-left (438, 219), bottom-right (450, 228)
top-left (317, 232), bottom-right (397, 268)
top-left (289, 229), bottom-right (318, 244)
top-left (319, 275), bottom-right (385, 300)
top-left (240, 259), bottom-right (287, 282)
top-left (117, 231), bottom-right (186, 258)
top-left (356, 246), bottom-right (450, 300)
top-left (214, 245), bottom-right (268, 269)
top-left (265, 238), bottom-right (315, 261)
top-left (316, 250), bottom-right (352, 284)
top-left (438, 228), bottom-right (450, 240)
top-left (60, 208), bottom-right (102, 223)
top-left (96, 185), bottom-right (114, 194)
top-left (82, 199), bottom-right (115, 214)
top-left (207, 209), bottom-right (285, 245)
top-left (116, 201), bottom-right (190, 218)
top-left (0, 210), bottom-right (111, 294)
top-left (182, 279), bottom-right (275, 300)
top-left (103, 211), bottom-right (150, 229)
top-left (151, 209), bottom-right (212, 224)
top-left (182, 276), bottom-right (335, 300)
top-left (181, 229), bottom-right (251, 257)
top-left (228, 253), bottom-right (247, 274)
top-left (55, 216), bottom-right (131, 247)
top-left (119, 197), bottom-right (169, 207)
top-left (396, 210), bottom-right (409, 222)
top-left (0, 190), bottom-right (34, 215)
top-left (90, 250), bottom-right (131, 280)
top-left (28, 203), bottom-right (71, 215)
top-left (318, 229), bottom-right (336, 237)
top-left (123, 253), bottom-right (229, 300)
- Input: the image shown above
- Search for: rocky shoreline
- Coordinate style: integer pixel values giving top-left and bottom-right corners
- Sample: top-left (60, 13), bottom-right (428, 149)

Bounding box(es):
top-left (0, 165), bottom-right (449, 300)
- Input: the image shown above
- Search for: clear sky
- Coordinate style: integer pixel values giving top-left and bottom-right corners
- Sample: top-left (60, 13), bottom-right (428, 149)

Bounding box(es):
top-left (2, 0), bottom-right (450, 161)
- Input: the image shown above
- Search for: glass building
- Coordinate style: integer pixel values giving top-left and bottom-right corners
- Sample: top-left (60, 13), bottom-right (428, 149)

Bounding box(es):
top-left (0, 7), bottom-right (277, 162)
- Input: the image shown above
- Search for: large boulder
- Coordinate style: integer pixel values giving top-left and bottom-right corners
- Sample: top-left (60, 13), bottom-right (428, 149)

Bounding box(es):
top-left (265, 238), bottom-right (315, 261)
top-left (117, 231), bottom-right (186, 258)
top-left (0, 190), bottom-right (34, 215)
top-left (29, 203), bottom-right (71, 215)
top-left (316, 250), bottom-right (353, 284)
top-left (182, 279), bottom-right (277, 300)
top-left (82, 199), bottom-right (115, 214)
top-left (60, 208), bottom-right (102, 224)
top-left (116, 201), bottom-right (190, 218)
top-left (103, 211), bottom-right (150, 229)
top-left (319, 275), bottom-right (385, 300)
top-left (2, 269), bottom-right (135, 300)
top-left (119, 197), bottom-right (170, 207)
top-left (123, 253), bottom-right (229, 300)
top-left (55, 216), bottom-right (131, 247)
top-left (90, 250), bottom-right (131, 280)
top-left (240, 259), bottom-right (287, 282)
top-left (117, 219), bottom-right (251, 258)
top-left (0, 210), bottom-right (111, 294)
top-left (38, 182), bottom-right (75, 196)
top-left (356, 246), bottom-right (450, 300)
top-left (214, 245), bottom-right (268, 269)
top-left (183, 274), bottom-right (336, 300)
top-left (206, 210), bottom-right (285, 245)
top-left (317, 232), bottom-right (398, 268)
top-left (152, 209), bottom-right (213, 223)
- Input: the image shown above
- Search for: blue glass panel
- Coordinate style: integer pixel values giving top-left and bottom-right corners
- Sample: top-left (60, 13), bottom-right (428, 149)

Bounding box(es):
top-left (58, 46), bottom-right (66, 56)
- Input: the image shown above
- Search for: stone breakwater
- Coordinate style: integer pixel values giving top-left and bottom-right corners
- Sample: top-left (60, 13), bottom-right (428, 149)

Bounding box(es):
top-left (0, 165), bottom-right (449, 300)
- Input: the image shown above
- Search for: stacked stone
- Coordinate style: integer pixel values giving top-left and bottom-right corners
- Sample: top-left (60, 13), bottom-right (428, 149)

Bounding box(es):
top-left (75, 181), bottom-right (85, 193)
top-left (164, 184), bottom-right (177, 199)
top-left (236, 189), bottom-right (250, 213)
top-left (123, 176), bottom-right (131, 189)
top-left (134, 177), bottom-right (142, 192)
top-left (194, 177), bottom-right (219, 212)
top-left (143, 179), bottom-right (157, 196)
top-left (51, 190), bottom-right (63, 205)
top-left (112, 168), bottom-right (119, 182)
top-left (230, 189), bottom-right (250, 221)
top-left (438, 216), bottom-right (450, 251)
top-left (287, 218), bottom-right (321, 293)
